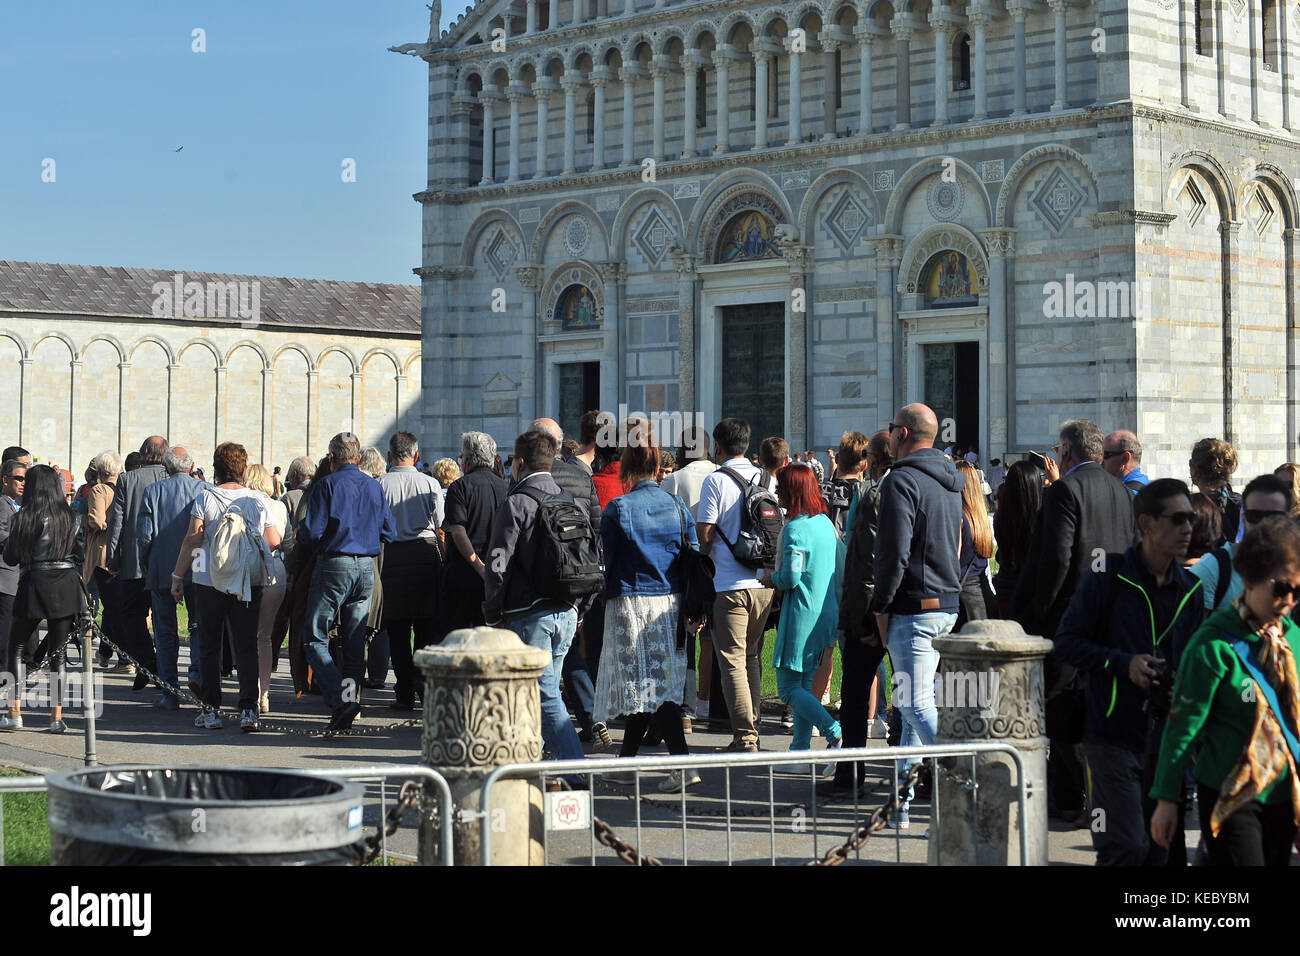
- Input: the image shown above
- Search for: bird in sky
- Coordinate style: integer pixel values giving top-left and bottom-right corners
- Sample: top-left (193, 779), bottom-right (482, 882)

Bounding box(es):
top-left (174, 146), bottom-right (183, 152)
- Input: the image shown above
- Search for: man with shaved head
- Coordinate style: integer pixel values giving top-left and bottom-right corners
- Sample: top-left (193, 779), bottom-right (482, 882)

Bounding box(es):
top-left (1102, 429), bottom-right (1148, 496)
top-left (869, 403), bottom-right (964, 827)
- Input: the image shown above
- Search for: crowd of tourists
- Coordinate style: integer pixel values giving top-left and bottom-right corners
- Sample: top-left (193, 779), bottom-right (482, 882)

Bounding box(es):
top-left (0, 408), bottom-right (1295, 866)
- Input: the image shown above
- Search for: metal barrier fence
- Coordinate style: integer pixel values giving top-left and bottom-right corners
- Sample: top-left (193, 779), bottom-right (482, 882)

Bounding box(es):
top-left (479, 743), bottom-right (1029, 866)
top-left (0, 764), bottom-right (453, 866)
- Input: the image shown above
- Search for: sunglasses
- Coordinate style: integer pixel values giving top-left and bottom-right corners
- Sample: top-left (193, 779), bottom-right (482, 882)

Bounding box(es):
top-left (887, 423), bottom-right (905, 434)
top-left (1102, 450), bottom-right (1125, 460)
top-left (1268, 578), bottom-right (1300, 601)
top-left (8, 476), bottom-right (24, 482)
top-left (1245, 509), bottom-right (1288, 524)
top-left (1158, 510), bottom-right (1196, 526)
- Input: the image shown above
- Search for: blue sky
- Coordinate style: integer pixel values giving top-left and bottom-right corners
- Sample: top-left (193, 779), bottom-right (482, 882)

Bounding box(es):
top-left (2, 1), bottom-right (460, 285)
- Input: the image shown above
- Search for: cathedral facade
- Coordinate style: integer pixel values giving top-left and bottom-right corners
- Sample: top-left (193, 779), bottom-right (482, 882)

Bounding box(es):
top-left (410, 0), bottom-right (1300, 478)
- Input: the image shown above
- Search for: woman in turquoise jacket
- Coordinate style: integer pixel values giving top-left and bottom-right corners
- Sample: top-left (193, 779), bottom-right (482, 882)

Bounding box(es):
top-left (764, 463), bottom-right (845, 771)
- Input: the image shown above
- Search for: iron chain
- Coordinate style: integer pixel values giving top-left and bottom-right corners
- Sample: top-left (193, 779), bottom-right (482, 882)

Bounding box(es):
top-left (359, 780), bottom-right (424, 865)
top-left (809, 763), bottom-right (923, 866)
top-left (591, 816), bottom-right (663, 866)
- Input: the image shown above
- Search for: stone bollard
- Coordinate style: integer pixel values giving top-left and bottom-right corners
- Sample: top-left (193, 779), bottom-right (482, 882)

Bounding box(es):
top-left (930, 619), bottom-right (1052, 865)
top-left (414, 627), bottom-right (550, 865)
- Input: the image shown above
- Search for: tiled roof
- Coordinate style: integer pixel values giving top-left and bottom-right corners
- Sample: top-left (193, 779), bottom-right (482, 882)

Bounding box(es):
top-left (0, 260), bottom-right (420, 334)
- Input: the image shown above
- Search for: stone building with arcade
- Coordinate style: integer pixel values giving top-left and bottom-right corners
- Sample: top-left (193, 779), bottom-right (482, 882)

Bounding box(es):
top-left (404, 0), bottom-right (1300, 477)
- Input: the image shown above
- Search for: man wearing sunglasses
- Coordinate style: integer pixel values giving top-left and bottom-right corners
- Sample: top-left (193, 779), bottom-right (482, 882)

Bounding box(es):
top-left (1102, 430), bottom-right (1149, 496)
top-left (1189, 473), bottom-right (1293, 614)
top-left (1054, 478), bottom-right (1205, 865)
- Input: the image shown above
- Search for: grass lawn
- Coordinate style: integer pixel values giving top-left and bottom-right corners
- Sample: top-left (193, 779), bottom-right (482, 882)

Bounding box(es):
top-left (0, 770), bottom-right (49, 866)
top-left (757, 628), bottom-right (893, 709)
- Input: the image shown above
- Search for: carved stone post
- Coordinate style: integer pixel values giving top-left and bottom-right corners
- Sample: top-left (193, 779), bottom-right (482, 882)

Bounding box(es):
top-left (931, 619), bottom-right (1052, 866)
top-left (415, 627), bottom-right (550, 866)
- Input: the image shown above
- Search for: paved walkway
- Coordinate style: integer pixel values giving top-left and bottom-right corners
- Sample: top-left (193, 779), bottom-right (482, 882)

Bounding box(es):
top-left (0, 644), bottom-right (1105, 865)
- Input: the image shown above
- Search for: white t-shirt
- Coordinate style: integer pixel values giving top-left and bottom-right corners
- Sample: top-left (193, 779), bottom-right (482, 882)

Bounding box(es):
top-left (190, 486), bottom-right (272, 587)
top-left (660, 459), bottom-right (718, 520)
top-left (698, 457), bottom-right (767, 592)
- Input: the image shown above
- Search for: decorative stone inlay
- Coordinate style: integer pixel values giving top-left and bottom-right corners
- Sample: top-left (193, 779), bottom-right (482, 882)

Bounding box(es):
top-left (815, 283), bottom-right (875, 302)
top-left (423, 681), bottom-right (542, 766)
top-left (518, 205), bottom-right (541, 223)
top-left (483, 227), bottom-right (518, 280)
top-left (781, 169), bottom-right (811, 189)
top-left (596, 192), bottom-right (621, 212)
top-left (926, 176), bottom-right (965, 222)
top-left (563, 216), bottom-right (591, 256)
top-left (872, 168), bottom-right (895, 191)
top-left (1227, 0), bottom-right (1245, 18)
top-left (632, 205), bottom-right (676, 266)
top-left (1247, 185), bottom-right (1275, 235)
top-left (672, 180), bottom-right (700, 199)
top-left (1029, 164), bottom-right (1087, 236)
top-left (824, 190), bottom-right (873, 250)
top-left (625, 297), bottom-right (679, 313)
top-left (1179, 175), bottom-right (1208, 228)
top-left (980, 158), bottom-right (1005, 183)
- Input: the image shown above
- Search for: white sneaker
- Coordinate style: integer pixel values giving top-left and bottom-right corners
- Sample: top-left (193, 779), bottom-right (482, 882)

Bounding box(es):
top-left (658, 769), bottom-right (702, 793)
top-left (868, 717), bottom-right (889, 740)
top-left (812, 725), bottom-right (821, 737)
top-left (240, 708), bottom-right (259, 733)
top-left (822, 735), bottom-right (843, 776)
top-left (0, 714), bottom-right (23, 731)
top-left (194, 712), bottom-right (207, 728)
top-left (203, 711), bottom-right (222, 730)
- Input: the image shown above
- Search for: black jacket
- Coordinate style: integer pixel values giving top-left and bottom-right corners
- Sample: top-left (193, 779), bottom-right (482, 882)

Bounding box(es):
top-left (869, 448), bottom-right (964, 615)
top-left (551, 456), bottom-right (601, 529)
top-left (1053, 546), bottom-right (1204, 754)
top-left (839, 476), bottom-right (881, 639)
top-left (1012, 461), bottom-right (1138, 639)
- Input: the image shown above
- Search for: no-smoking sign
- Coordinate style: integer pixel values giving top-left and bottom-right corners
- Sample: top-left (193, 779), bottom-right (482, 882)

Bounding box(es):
top-left (545, 789), bottom-right (591, 831)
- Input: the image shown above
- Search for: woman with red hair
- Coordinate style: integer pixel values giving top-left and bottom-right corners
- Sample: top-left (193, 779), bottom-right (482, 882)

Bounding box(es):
top-left (765, 463), bottom-right (844, 773)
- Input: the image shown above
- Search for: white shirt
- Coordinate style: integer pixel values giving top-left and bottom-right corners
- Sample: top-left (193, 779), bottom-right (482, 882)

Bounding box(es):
top-left (698, 457), bottom-right (766, 592)
top-left (660, 459), bottom-right (718, 520)
top-left (190, 486), bottom-right (272, 587)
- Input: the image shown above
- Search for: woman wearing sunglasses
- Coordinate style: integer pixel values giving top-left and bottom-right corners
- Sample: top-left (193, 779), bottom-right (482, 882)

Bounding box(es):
top-left (1151, 515), bottom-right (1300, 865)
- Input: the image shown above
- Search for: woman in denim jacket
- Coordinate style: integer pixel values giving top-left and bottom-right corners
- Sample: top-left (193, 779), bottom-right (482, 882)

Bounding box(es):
top-left (594, 418), bottom-right (704, 793)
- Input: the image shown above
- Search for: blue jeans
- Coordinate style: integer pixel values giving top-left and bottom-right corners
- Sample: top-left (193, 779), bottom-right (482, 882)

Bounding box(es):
top-left (561, 636), bottom-right (596, 732)
top-left (304, 556), bottom-right (374, 712)
top-left (888, 611), bottom-right (956, 800)
top-left (507, 605), bottom-right (584, 762)
top-left (151, 583), bottom-right (197, 702)
top-left (777, 666), bottom-right (842, 751)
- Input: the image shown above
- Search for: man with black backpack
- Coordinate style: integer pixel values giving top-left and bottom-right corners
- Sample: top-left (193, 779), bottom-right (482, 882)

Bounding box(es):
top-left (698, 418), bottom-right (785, 752)
top-left (1189, 473), bottom-right (1293, 614)
top-left (484, 429), bottom-right (603, 763)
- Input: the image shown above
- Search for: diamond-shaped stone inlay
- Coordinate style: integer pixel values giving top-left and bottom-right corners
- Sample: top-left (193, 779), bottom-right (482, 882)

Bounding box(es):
top-left (1227, 0), bottom-right (1245, 18)
top-left (824, 191), bottom-right (872, 250)
top-left (1030, 166), bottom-right (1086, 236)
top-left (1248, 186), bottom-right (1275, 235)
top-left (632, 206), bottom-right (675, 266)
top-left (1179, 176), bottom-right (1207, 228)
top-left (484, 228), bottom-right (517, 280)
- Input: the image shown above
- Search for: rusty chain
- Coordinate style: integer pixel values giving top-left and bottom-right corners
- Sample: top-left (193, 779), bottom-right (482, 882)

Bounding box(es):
top-left (809, 763), bottom-right (923, 866)
top-left (591, 816), bottom-right (663, 866)
top-left (359, 780), bottom-right (424, 865)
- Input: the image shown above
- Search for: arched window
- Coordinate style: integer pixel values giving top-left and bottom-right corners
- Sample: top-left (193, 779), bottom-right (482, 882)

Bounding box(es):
top-left (953, 32), bottom-right (971, 90)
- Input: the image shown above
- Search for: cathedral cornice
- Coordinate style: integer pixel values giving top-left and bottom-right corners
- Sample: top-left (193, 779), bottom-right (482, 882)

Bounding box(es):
top-left (1130, 101), bottom-right (1300, 152)
top-left (416, 102), bottom-right (1135, 205)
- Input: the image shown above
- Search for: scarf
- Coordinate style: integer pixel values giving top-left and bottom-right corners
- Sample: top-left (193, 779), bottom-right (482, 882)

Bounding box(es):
top-left (1210, 597), bottom-right (1300, 835)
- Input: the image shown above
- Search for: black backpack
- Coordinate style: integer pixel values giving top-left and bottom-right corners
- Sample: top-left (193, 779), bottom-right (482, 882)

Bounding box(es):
top-left (510, 485), bottom-right (605, 601)
top-left (822, 478), bottom-right (856, 539)
top-left (714, 466), bottom-right (784, 569)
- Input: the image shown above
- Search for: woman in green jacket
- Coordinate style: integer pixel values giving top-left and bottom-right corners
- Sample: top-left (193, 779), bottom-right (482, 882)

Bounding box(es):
top-left (762, 463), bottom-right (844, 773)
top-left (1150, 516), bottom-right (1300, 865)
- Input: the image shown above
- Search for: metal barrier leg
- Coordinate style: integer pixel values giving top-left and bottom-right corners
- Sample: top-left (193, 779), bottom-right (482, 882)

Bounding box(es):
top-left (82, 618), bottom-right (97, 767)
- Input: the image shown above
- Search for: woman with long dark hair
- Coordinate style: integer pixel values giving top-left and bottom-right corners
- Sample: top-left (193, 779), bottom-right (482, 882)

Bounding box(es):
top-left (955, 460), bottom-right (997, 630)
top-left (0, 465), bottom-right (85, 732)
top-left (992, 460), bottom-right (1045, 617)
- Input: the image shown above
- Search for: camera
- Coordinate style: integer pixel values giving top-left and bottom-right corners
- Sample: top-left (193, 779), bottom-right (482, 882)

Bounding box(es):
top-left (1143, 657), bottom-right (1175, 721)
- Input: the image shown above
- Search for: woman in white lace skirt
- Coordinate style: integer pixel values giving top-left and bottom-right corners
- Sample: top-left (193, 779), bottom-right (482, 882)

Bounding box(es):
top-left (593, 417), bottom-right (704, 793)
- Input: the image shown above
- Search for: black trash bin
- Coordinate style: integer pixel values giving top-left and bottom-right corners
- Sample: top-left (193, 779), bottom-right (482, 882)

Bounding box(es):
top-left (47, 766), bottom-right (369, 865)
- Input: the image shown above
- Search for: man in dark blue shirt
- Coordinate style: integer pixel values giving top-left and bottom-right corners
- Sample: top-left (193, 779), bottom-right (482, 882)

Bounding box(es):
top-left (297, 432), bottom-right (396, 730)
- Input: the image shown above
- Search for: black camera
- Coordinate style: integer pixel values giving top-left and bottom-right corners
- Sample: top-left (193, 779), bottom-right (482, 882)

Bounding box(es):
top-left (1143, 657), bottom-right (1175, 721)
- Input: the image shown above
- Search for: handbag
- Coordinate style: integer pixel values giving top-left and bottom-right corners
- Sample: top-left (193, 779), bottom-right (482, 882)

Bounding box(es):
top-left (674, 499), bottom-right (715, 625)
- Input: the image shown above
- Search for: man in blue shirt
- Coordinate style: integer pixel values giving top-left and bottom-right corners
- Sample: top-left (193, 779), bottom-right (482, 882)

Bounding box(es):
top-left (1102, 430), bottom-right (1149, 496)
top-left (297, 432), bottom-right (396, 730)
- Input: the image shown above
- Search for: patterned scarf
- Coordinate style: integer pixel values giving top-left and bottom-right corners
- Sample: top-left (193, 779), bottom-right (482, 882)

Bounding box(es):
top-left (1210, 597), bottom-right (1300, 835)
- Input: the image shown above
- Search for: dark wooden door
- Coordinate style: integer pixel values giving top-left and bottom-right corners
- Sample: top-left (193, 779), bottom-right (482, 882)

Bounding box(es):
top-left (721, 303), bottom-right (786, 449)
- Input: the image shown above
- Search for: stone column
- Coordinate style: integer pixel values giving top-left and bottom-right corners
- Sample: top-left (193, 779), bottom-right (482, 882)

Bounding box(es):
top-left (890, 19), bottom-right (912, 129)
top-left (670, 247), bottom-right (698, 418)
top-left (1178, 0), bottom-right (1192, 109)
top-left (625, 0), bottom-right (634, 14)
top-left (548, 0), bottom-right (558, 29)
top-left (1281, 0), bottom-right (1293, 130)
top-left (683, 54), bottom-right (702, 157)
top-left (931, 620), bottom-right (1053, 866)
top-left (752, 49), bottom-right (771, 149)
top-left (821, 35), bottom-right (839, 139)
top-left (1286, 228), bottom-right (1300, 461)
top-left (930, 11), bottom-right (950, 126)
top-left (599, 261), bottom-right (626, 408)
top-left (1048, 0), bottom-right (1067, 111)
top-left (526, 0), bottom-right (537, 34)
top-left (516, 266), bottom-right (541, 418)
top-left (981, 227), bottom-right (1015, 461)
top-left (571, 0), bottom-right (583, 28)
top-left (712, 45), bottom-right (733, 152)
top-left (651, 55), bottom-right (670, 162)
top-left (415, 628), bottom-right (550, 866)
top-left (17, 357), bottom-right (31, 448)
top-left (1221, 220), bottom-right (1242, 446)
top-left (1215, 0), bottom-right (1228, 116)
top-left (451, 93), bottom-right (476, 186)
top-left (67, 359), bottom-right (81, 469)
top-left (560, 76), bottom-right (579, 174)
top-left (589, 69), bottom-right (610, 169)
top-left (784, 37), bottom-right (803, 143)
top-left (619, 64), bottom-right (642, 165)
top-left (1009, 0), bottom-right (1028, 115)
top-left (969, 5), bottom-right (989, 120)
top-left (870, 235), bottom-right (903, 420)
top-left (478, 92), bottom-right (499, 185)
top-left (786, 244), bottom-right (812, 452)
top-left (532, 80), bottom-right (555, 178)
top-left (350, 371), bottom-right (363, 438)
top-left (213, 363), bottom-right (227, 451)
top-left (166, 362), bottom-right (181, 441)
top-left (117, 362), bottom-right (131, 455)
top-left (261, 367), bottom-right (274, 461)
top-left (1247, 0), bottom-right (1260, 124)
top-left (506, 86), bottom-right (525, 182)
top-left (854, 27), bottom-right (874, 133)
